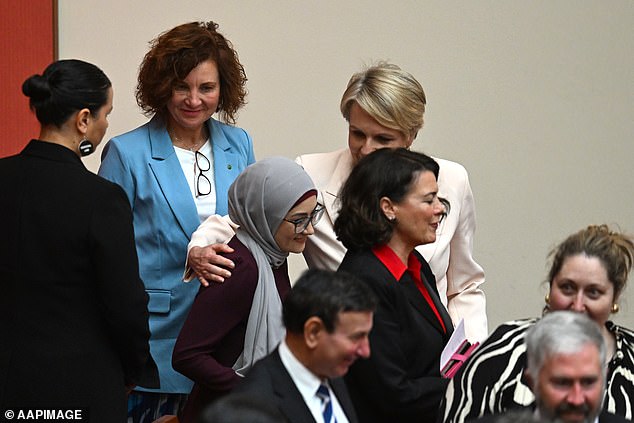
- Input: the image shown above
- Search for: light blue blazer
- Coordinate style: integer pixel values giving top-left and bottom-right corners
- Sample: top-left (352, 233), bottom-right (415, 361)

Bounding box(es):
top-left (98, 116), bottom-right (255, 393)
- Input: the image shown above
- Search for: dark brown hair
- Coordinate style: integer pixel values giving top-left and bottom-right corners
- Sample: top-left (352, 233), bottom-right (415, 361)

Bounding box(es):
top-left (335, 148), bottom-right (448, 251)
top-left (136, 21), bottom-right (247, 124)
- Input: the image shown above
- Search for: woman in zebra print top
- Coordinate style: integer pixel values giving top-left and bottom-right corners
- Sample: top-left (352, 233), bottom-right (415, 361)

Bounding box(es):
top-left (438, 225), bottom-right (634, 422)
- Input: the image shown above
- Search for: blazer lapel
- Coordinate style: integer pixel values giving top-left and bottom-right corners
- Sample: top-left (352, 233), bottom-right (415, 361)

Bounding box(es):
top-left (269, 353), bottom-right (318, 423)
top-left (331, 377), bottom-right (358, 423)
top-left (147, 119), bottom-right (200, 239)
top-left (208, 119), bottom-right (237, 217)
top-left (322, 149), bottom-right (354, 226)
top-left (401, 275), bottom-right (446, 336)
top-left (414, 252), bottom-right (453, 338)
top-left (420, 256), bottom-right (454, 338)
top-left (401, 263), bottom-right (453, 339)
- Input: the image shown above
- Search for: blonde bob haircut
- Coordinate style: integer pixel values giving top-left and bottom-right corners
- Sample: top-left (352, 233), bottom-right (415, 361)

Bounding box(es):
top-left (340, 62), bottom-right (426, 140)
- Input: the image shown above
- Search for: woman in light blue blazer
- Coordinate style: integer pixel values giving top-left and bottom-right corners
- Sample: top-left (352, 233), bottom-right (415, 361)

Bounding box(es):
top-left (98, 21), bottom-right (255, 422)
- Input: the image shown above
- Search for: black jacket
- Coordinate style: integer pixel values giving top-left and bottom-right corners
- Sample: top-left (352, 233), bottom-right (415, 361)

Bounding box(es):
top-left (0, 140), bottom-right (158, 422)
top-left (339, 248), bottom-right (453, 423)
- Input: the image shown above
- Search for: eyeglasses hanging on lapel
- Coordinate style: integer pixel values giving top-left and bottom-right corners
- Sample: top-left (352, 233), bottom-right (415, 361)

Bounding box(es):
top-left (194, 150), bottom-right (211, 197)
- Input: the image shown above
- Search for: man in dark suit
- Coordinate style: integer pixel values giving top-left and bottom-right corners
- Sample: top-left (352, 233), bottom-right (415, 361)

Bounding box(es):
top-left (233, 269), bottom-right (377, 423)
top-left (469, 311), bottom-right (627, 423)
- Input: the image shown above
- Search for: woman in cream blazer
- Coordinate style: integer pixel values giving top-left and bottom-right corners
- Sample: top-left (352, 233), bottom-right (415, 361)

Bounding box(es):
top-left (188, 62), bottom-right (487, 341)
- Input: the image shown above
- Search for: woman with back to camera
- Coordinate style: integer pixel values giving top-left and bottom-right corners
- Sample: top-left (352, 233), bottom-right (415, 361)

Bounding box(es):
top-left (187, 63), bottom-right (488, 343)
top-left (173, 157), bottom-right (321, 422)
top-left (335, 147), bottom-right (454, 422)
top-left (0, 59), bottom-right (157, 422)
top-left (439, 224), bottom-right (634, 422)
top-left (98, 21), bottom-right (254, 420)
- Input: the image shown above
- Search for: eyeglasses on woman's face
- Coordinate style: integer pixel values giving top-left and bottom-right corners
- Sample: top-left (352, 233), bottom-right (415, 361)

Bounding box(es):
top-left (283, 204), bottom-right (325, 234)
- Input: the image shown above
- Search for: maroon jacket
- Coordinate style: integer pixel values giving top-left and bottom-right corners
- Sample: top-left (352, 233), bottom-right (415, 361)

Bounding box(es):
top-left (172, 236), bottom-right (291, 423)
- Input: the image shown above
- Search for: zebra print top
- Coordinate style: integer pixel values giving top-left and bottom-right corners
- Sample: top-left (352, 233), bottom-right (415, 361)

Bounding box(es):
top-left (438, 318), bottom-right (634, 422)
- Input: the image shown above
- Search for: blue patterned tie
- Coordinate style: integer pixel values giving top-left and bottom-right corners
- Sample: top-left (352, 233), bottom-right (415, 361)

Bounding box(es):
top-left (316, 383), bottom-right (336, 423)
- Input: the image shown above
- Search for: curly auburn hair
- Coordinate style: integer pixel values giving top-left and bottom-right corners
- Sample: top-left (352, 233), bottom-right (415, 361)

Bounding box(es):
top-left (136, 21), bottom-right (247, 125)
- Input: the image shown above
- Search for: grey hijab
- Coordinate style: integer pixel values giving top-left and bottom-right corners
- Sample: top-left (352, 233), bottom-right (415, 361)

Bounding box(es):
top-left (228, 156), bottom-right (316, 374)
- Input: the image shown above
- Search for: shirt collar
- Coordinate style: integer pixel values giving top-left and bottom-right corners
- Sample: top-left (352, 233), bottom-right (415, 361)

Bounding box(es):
top-left (372, 244), bottom-right (420, 280)
top-left (278, 339), bottom-right (322, 400)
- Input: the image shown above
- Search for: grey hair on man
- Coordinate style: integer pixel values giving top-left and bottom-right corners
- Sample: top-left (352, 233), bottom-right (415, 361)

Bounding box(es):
top-left (525, 310), bottom-right (607, 387)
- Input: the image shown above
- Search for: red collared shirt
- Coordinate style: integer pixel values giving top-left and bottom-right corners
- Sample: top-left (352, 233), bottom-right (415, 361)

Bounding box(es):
top-left (371, 244), bottom-right (447, 333)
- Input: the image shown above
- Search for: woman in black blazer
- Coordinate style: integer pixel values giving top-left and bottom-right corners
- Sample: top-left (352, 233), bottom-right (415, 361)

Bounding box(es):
top-left (0, 59), bottom-right (157, 422)
top-left (335, 148), bottom-right (453, 423)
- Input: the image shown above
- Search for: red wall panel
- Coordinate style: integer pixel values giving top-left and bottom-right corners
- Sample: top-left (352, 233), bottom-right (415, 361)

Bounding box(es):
top-left (0, 1), bottom-right (56, 158)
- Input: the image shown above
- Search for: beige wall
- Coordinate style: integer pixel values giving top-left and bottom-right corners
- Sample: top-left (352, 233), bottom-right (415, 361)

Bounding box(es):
top-left (57, 1), bottom-right (634, 334)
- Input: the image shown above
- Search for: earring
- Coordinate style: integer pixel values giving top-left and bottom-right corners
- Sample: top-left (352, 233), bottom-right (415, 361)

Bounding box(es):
top-left (78, 137), bottom-right (94, 157)
top-left (612, 303), bottom-right (620, 313)
top-left (542, 293), bottom-right (551, 315)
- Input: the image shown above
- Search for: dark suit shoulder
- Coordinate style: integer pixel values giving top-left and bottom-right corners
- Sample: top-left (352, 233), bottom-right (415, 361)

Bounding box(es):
top-left (339, 249), bottom-right (399, 291)
top-left (235, 351), bottom-right (281, 394)
top-left (235, 352), bottom-right (314, 423)
top-left (467, 409), bottom-right (630, 423)
top-left (466, 409), bottom-right (534, 423)
top-left (600, 410), bottom-right (630, 423)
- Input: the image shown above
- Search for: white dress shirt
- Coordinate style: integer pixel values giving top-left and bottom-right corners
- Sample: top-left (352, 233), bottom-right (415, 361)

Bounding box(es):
top-left (278, 340), bottom-right (349, 423)
top-left (174, 140), bottom-right (216, 222)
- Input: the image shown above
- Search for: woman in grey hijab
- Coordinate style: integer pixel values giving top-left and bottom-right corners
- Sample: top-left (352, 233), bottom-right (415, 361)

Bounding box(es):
top-left (172, 157), bottom-right (322, 423)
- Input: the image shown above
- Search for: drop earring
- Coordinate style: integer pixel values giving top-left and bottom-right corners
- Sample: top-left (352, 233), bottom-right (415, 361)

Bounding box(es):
top-left (78, 137), bottom-right (94, 156)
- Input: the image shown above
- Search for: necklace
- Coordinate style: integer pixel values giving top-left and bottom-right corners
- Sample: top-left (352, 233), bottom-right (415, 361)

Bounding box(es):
top-left (168, 126), bottom-right (209, 151)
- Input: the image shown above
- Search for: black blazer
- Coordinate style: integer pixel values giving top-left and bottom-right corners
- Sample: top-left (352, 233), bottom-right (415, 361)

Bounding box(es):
top-left (469, 407), bottom-right (630, 423)
top-left (234, 348), bottom-right (358, 423)
top-left (338, 248), bottom-right (453, 423)
top-left (0, 141), bottom-right (158, 423)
